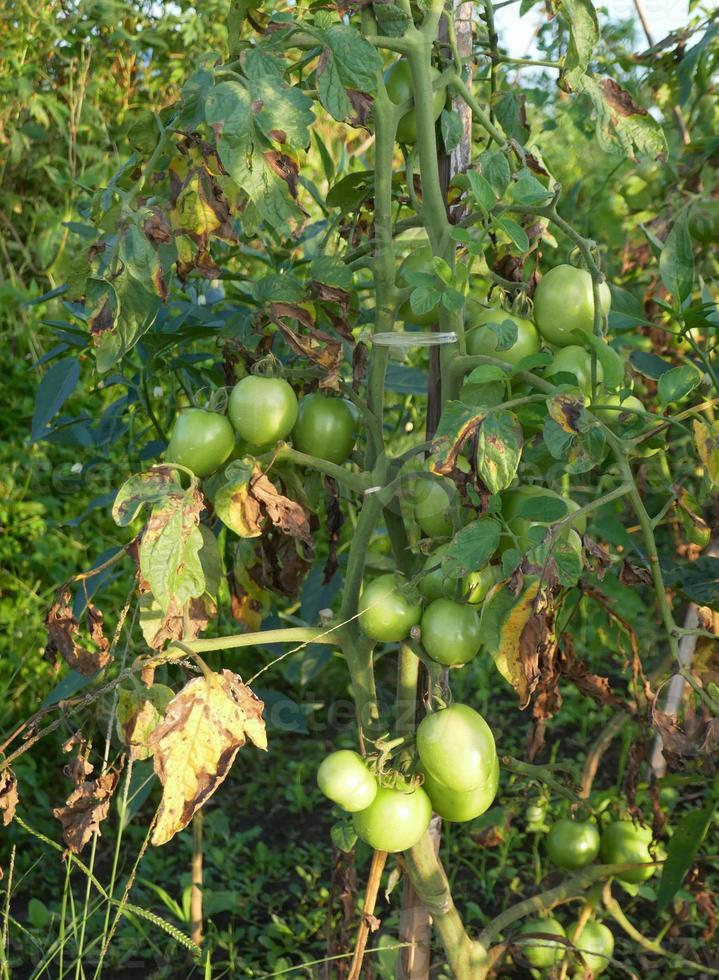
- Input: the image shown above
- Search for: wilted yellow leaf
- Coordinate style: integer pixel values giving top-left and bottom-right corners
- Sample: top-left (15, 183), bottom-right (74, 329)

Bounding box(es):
top-left (148, 670), bottom-right (267, 845)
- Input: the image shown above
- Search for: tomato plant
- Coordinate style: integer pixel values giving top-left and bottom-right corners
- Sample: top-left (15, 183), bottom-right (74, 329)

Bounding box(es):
top-left (13, 0), bottom-right (719, 975)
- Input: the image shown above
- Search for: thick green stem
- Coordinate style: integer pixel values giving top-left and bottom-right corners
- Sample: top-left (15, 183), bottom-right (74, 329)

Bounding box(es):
top-left (405, 832), bottom-right (488, 979)
top-left (173, 627), bottom-right (337, 655)
top-left (272, 444), bottom-right (372, 492)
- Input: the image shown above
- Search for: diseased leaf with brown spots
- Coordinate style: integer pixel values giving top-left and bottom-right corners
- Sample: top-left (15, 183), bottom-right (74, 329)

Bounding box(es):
top-left (547, 394), bottom-right (584, 434)
top-left (352, 341), bottom-right (369, 392)
top-left (559, 640), bottom-right (626, 709)
top-left (0, 770), bottom-right (19, 827)
top-left (598, 77), bottom-right (648, 118)
top-left (475, 410), bottom-right (523, 494)
top-left (139, 487), bottom-right (207, 613)
top-left (214, 460), bottom-right (263, 538)
top-left (693, 419), bottom-right (719, 485)
top-left (148, 670), bottom-right (267, 845)
top-left (431, 402), bottom-right (486, 477)
top-left (138, 593), bottom-right (215, 651)
top-left (250, 471), bottom-right (312, 544)
top-left (46, 591), bottom-right (112, 676)
top-left (53, 770), bottom-right (120, 854)
top-left (116, 685), bottom-right (174, 761)
top-left (480, 577), bottom-right (545, 706)
top-left (269, 313), bottom-right (343, 391)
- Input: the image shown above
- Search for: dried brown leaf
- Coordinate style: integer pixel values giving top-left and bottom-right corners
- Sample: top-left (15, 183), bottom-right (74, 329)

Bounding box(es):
top-left (149, 670), bottom-right (267, 845)
top-left (250, 471), bottom-right (312, 544)
top-left (0, 770), bottom-right (19, 826)
top-left (46, 591), bottom-right (112, 676)
top-left (53, 770), bottom-right (120, 854)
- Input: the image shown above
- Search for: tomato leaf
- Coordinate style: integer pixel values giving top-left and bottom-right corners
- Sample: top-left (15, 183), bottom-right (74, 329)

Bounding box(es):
top-left (467, 364), bottom-right (509, 384)
top-left (557, 0), bottom-right (598, 91)
top-left (657, 808), bottom-right (714, 912)
top-left (476, 411), bottom-right (523, 494)
top-left (31, 356), bottom-right (81, 442)
top-left (629, 351), bottom-right (674, 380)
top-left (467, 171), bottom-right (496, 216)
top-left (323, 25), bottom-right (383, 94)
top-left (441, 108), bottom-right (464, 153)
top-left (479, 577), bottom-right (542, 706)
top-left (442, 518), bottom-right (502, 578)
top-left (659, 210), bottom-right (695, 305)
top-left (479, 148), bottom-right (511, 197)
top-left (693, 419), bottom-right (719, 484)
top-left (331, 819), bottom-right (357, 853)
top-left (667, 556), bottom-right (719, 610)
top-left (493, 216), bottom-right (530, 253)
top-left (149, 670), bottom-right (267, 846)
top-left (657, 364), bottom-right (702, 405)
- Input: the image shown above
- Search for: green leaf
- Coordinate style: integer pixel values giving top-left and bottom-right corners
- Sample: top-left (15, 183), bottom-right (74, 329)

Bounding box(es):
top-left (669, 556), bottom-right (719, 609)
top-left (494, 91), bottom-right (530, 145)
top-left (251, 75), bottom-right (315, 150)
top-left (31, 357), bottom-right (81, 441)
top-left (551, 540), bottom-right (583, 586)
top-left (480, 149), bottom-right (511, 198)
top-left (466, 364), bottom-right (509, 384)
top-left (372, 2), bottom-right (412, 35)
top-left (511, 170), bottom-right (551, 206)
top-left (410, 286), bottom-right (440, 316)
top-left (514, 495), bottom-right (567, 523)
top-left (493, 216), bottom-right (530, 253)
top-left (467, 170), bottom-right (496, 216)
top-left (441, 108), bottom-right (464, 153)
top-left (310, 256), bottom-right (352, 290)
top-left (316, 52), bottom-right (352, 122)
top-left (657, 808), bottom-right (714, 913)
top-left (324, 25), bottom-right (383, 94)
top-left (443, 518), bottom-right (502, 577)
top-left (476, 411), bottom-right (523, 494)
top-left (558, 0), bottom-right (599, 90)
top-left (487, 316), bottom-right (518, 352)
top-left (659, 211), bottom-right (695, 304)
top-left (326, 171), bottom-right (374, 211)
top-left (657, 364), bottom-right (701, 405)
top-left (253, 274), bottom-right (305, 303)
top-left (331, 819), bottom-right (357, 853)
top-left (629, 351), bottom-right (673, 380)
top-left (140, 496), bottom-right (206, 612)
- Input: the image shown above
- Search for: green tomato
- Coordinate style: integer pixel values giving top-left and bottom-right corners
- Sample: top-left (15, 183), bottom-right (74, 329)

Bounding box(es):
top-left (418, 543), bottom-right (462, 602)
top-left (600, 820), bottom-right (656, 883)
top-left (421, 754), bottom-right (498, 822)
top-left (292, 393), bottom-right (356, 464)
top-left (228, 376), bottom-right (298, 447)
top-left (465, 307), bottom-right (540, 366)
top-left (545, 819), bottom-right (600, 870)
top-left (414, 477), bottom-right (457, 537)
top-left (688, 199), bottom-right (719, 245)
top-left (359, 573), bottom-right (422, 643)
top-left (516, 917), bottom-right (566, 969)
top-left (397, 246), bottom-right (438, 325)
top-left (568, 920), bottom-right (614, 976)
top-left (384, 60), bottom-right (444, 145)
top-left (533, 265), bottom-right (611, 347)
top-left (352, 784), bottom-right (432, 852)
top-left (317, 750), bottom-right (377, 812)
top-left (593, 392), bottom-right (665, 456)
top-left (416, 703), bottom-right (496, 792)
top-left (464, 563), bottom-right (503, 604)
top-left (420, 598), bottom-right (482, 666)
top-left (546, 345), bottom-right (604, 396)
top-left (165, 408), bottom-right (235, 478)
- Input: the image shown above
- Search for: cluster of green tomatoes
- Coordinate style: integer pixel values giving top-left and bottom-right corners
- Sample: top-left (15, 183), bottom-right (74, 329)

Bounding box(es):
top-left (317, 703), bottom-right (498, 852)
top-left (514, 816), bottom-right (657, 973)
top-left (165, 375), bottom-right (357, 478)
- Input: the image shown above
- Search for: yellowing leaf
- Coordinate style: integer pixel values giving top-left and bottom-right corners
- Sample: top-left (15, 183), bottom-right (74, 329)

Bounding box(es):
top-left (148, 670), bottom-right (267, 845)
top-left (116, 685), bottom-right (175, 761)
top-left (480, 578), bottom-right (546, 706)
top-left (693, 419), bottom-right (719, 485)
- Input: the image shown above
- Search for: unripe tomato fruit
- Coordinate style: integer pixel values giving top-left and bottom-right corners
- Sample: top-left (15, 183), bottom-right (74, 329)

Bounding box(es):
top-left (414, 477), bottom-right (457, 537)
top-left (568, 920), bottom-right (614, 976)
top-left (228, 376), bottom-right (298, 446)
top-left (688, 199), bottom-right (719, 245)
top-left (465, 307), bottom-right (540, 366)
top-left (317, 750), bottom-right (377, 812)
top-left (533, 265), bottom-right (611, 347)
top-left (421, 753), bottom-right (498, 822)
top-left (352, 783), bottom-right (432, 852)
top-left (464, 563), bottom-right (502, 604)
top-left (416, 703), bottom-right (496, 792)
top-left (420, 598), bottom-right (482, 666)
top-left (292, 393), bottom-right (356, 464)
top-left (384, 60), bottom-right (444, 145)
top-left (546, 345), bottom-right (604, 395)
top-left (600, 820), bottom-right (656, 883)
top-left (359, 573), bottom-right (422, 643)
top-left (397, 247), bottom-right (438, 325)
top-left (545, 818), bottom-right (600, 870)
top-left (516, 917), bottom-right (566, 969)
top-left (165, 408), bottom-right (235, 478)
